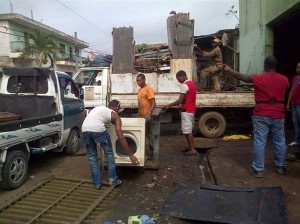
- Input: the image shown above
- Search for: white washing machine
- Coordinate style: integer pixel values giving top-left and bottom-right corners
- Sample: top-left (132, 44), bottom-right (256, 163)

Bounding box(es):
top-left (107, 117), bottom-right (146, 167)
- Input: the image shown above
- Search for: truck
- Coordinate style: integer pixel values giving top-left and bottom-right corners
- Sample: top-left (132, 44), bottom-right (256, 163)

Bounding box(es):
top-left (73, 61), bottom-right (254, 139)
top-left (0, 67), bottom-right (85, 189)
top-left (73, 13), bottom-right (255, 138)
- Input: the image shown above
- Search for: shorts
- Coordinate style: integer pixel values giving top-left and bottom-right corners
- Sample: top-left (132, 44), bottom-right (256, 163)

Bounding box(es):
top-left (181, 112), bottom-right (195, 134)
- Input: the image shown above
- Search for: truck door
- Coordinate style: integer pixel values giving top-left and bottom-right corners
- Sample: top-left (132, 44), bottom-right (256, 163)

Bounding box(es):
top-left (73, 69), bottom-right (106, 108)
top-left (58, 75), bottom-right (85, 130)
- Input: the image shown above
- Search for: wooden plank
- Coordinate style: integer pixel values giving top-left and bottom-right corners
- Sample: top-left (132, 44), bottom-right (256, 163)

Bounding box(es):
top-left (0, 112), bottom-right (22, 123)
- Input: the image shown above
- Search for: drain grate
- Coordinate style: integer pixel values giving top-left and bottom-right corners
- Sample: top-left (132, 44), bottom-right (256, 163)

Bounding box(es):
top-left (0, 176), bottom-right (118, 224)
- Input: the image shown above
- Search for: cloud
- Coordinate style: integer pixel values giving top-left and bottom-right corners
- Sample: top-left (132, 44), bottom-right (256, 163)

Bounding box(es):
top-left (1, 0), bottom-right (239, 54)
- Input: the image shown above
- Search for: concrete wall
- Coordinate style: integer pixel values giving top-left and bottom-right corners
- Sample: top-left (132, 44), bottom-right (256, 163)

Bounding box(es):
top-left (239, 0), bottom-right (300, 74)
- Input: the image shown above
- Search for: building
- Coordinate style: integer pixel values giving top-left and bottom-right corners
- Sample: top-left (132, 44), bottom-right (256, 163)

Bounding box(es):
top-left (239, 0), bottom-right (300, 79)
top-left (0, 13), bottom-right (89, 75)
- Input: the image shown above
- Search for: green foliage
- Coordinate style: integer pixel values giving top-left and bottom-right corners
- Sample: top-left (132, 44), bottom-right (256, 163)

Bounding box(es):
top-left (20, 28), bottom-right (60, 67)
top-left (136, 43), bottom-right (149, 52)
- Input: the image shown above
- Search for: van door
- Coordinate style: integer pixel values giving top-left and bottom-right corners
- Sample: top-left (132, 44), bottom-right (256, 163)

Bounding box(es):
top-left (58, 75), bottom-right (85, 131)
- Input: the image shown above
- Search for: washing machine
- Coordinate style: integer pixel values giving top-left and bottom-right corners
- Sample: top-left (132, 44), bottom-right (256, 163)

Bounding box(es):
top-left (107, 117), bottom-right (146, 167)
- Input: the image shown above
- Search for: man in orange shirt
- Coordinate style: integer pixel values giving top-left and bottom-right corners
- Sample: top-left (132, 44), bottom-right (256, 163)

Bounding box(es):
top-left (136, 74), bottom-right (156, 152)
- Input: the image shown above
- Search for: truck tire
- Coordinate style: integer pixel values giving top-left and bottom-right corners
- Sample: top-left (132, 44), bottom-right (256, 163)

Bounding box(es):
top-left (198, 111), bottom-right (226, 138)
top-left (64, 129), bottom-right (79, 155)
top-left (2, 150), bottom-right (28, 190)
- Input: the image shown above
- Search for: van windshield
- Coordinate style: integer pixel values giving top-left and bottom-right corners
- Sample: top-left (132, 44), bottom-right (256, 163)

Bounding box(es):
top-left (74, 70), bottom-right (102, 86)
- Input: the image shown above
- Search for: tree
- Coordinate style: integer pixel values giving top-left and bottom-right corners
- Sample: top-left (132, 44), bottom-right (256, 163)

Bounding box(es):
top-left (20, 28), bottom-right (60, 67)
top-left (226, 5), bottom-right (239, 28)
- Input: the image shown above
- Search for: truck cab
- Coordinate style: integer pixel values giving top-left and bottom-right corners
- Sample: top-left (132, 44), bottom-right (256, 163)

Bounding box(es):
top-left (73, 67), bottom-right (110, 108)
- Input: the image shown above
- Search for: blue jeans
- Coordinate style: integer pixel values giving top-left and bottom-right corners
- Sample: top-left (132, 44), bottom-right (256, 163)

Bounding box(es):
top-left (252, 115), bottom-right (287, 171)
top-left (291, 105), bottom-right (300, 143)
top-left (82, 131), bottom-right (118, 188)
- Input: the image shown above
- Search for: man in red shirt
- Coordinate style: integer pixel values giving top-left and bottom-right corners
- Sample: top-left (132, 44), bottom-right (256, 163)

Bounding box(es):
top-left (286, 62), bottom-right (300, 158)
top-left (224, 56), bottom-right (289, 177)
top-left (164, 70), bottom-right (197, 156)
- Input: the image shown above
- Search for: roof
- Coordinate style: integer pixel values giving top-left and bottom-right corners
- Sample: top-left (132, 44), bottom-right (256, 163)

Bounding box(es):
top-left (0, 13), bottom-right (89, 49)
top-left (2, 67), bottom-right (52, 77)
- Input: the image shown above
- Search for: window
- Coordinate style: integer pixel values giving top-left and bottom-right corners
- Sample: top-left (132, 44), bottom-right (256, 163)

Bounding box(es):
top-left (73, 70), bottom-right (101, 85)
top-left (58, 77), bottom-right (79, 101)
top-left (60, 43), bottom-right (66, 53)
top-left (7, 76), bottom-right (48, 94)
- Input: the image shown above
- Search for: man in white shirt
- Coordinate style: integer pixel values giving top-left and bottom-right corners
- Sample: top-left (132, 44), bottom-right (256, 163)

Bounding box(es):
top-left (82, 100), bottom-right (139, 189)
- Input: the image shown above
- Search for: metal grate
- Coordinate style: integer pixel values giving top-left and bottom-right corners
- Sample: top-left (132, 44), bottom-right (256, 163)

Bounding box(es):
top-left (0, 176), bottom-right (118, 224)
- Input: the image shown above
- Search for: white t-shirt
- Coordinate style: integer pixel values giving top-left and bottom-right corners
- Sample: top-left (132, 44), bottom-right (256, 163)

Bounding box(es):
top-left (180, 80), bottom-right (189, 94)
top-left (82, 106), bottom-right (115, 133)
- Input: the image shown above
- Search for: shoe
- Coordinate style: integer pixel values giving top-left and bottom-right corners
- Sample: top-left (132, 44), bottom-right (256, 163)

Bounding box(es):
top-left (109, 179), bottom-right (122, 187)
top-left (95, 185), bottom-right (101, 190)
top-left (287, 141), bottom-right (299, 146)
top-left (286, 153), bottom-right (300, 161)
top-left (181, 148), bottom-right (190, 153)
top-left (252, 167), bottom-right (264, 178)
top-left (277, 166), bottom-right (288, 175)
top-left (182, 151), bottom-right (197, 156)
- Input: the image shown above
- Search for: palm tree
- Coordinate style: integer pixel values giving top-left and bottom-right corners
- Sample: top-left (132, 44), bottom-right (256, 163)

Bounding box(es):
top-left (20, 28), bottom-right (60, 67)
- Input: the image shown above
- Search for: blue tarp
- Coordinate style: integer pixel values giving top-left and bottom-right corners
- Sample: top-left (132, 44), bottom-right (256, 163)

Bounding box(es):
top-left (85, 55), bottom-right (112, 67)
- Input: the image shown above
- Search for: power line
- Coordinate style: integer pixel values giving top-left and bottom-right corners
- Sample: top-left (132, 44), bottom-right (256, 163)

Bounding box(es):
top-left (55, 0), bottom-right (111, 36)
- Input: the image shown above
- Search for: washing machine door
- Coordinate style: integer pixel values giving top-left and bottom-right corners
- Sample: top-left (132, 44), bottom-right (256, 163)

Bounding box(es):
top-left (107, 118), bottom-right (145, 166)
top-left (115, 132), bottom-right (138, 156)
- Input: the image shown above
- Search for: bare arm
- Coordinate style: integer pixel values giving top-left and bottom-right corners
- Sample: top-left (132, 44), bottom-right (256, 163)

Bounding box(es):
top-left (164, 93), bottom-right (185, 110)
top-left (286, 88), bottom-right (292, 111)
top-left (223, 65), bottom-right (253, 83)
top-left (148, 98), bottom-right (156, 115)
top-left (111, 112), bottom-right (139, 164)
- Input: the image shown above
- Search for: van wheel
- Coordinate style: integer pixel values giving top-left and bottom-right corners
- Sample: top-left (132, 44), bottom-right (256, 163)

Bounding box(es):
top-left (64, 129), bottom-right (79, 155)
top-left (198, 111), bottom-right (226, 138)
top-left (2, 150), bottom-right (28, 190)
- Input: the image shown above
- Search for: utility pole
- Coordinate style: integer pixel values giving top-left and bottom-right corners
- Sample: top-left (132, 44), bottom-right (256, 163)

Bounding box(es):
top-left (9, 0), bottom-right (13, 13)
top-left (74, 32), bottom-right (79, 72)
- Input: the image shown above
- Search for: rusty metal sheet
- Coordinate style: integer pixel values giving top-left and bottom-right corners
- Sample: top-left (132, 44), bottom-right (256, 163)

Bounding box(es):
top-left (112, 27), bottom-right (134, 74)
top-left (167, 13), bottom-right (194, 58)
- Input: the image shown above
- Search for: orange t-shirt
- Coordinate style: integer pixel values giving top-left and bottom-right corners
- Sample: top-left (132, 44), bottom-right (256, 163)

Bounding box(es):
top-left (137, 85), bottom-right (155, 117)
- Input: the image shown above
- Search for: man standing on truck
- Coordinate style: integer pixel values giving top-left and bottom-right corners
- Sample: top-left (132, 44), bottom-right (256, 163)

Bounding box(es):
top-left (286, 62), bottom-right (300, 160)
top-left (196, 38), bottom-right (223, 91)
top-left (82, 100), bottom-right (139, 189)
top-left (136, 74), bottom-right (156, 154)
top-left (164, 70), bottom-right (197, 156)
top-left (223, 56), bottom-right (289, 178)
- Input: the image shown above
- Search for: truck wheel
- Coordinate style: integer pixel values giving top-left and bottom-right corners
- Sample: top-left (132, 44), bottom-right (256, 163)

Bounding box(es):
top-left (64, 129), bottom-right (79, 155)
top-left (2, 150), bottom-right (28, 190)
top-left (198, 111), bottom-right (226, 138)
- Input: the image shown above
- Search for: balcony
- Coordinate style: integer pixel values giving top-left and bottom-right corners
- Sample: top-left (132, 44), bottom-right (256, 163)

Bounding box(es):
top-left (10, 41), bottom-right (25, 53)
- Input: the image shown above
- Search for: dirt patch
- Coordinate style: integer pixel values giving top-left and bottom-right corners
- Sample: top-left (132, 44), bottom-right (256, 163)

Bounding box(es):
top-left (1, 122), bottom-right (299, 224)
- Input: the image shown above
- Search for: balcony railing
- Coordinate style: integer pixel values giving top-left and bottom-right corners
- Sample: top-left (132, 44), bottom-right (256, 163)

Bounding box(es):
top-left (10, 41), bottom-right (25, 53)
top-left (9, 42), bottom-right (87, 63)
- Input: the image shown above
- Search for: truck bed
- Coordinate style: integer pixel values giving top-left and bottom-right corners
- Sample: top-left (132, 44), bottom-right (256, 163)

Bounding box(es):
top-left (0, 114), bottom-right (63, 149)
top-left (110, 91), bottom-right (255, 109)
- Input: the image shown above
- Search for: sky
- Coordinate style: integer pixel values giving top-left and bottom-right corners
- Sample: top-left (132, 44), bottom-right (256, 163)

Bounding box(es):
top-left (0, 0), bottom-right (239, 55)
